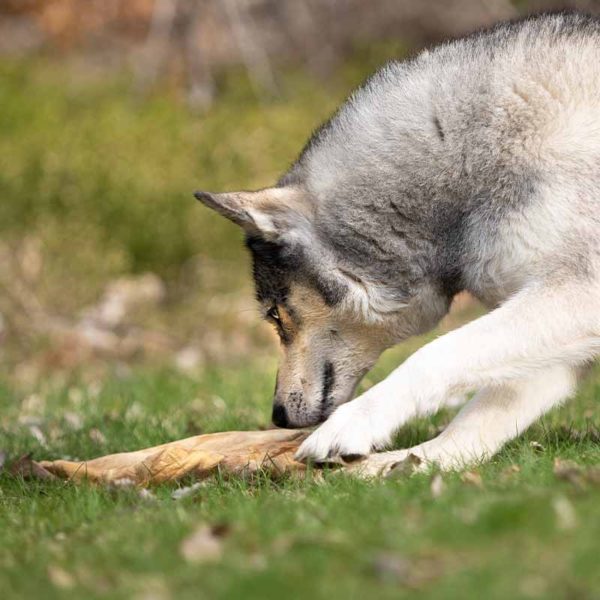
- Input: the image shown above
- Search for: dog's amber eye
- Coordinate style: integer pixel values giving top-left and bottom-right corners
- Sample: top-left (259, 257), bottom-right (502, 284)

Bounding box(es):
top-left (267, 306), bottom-right (281, 323)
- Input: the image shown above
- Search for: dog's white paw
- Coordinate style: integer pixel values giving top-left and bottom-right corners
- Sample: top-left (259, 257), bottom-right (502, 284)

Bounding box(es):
top-left (295, 398), bottom-right (390, 462)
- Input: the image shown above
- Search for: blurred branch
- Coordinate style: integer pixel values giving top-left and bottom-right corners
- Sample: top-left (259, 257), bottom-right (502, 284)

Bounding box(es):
top-left (134, 0), bottom-right (218, 109)
top-left (133, 0), bottom-right (178, 93)
top-left (221, 0), bottom-right (279, 98)
top-left (177, 1), bottom-right (216, 109)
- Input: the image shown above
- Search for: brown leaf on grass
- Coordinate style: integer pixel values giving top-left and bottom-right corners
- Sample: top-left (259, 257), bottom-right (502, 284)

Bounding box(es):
top-left (38, 429), bottom-right (309, 485)
top-left (180, 524), bottom-right (229, 564)
top-left (555, 425), bottom-right (600, 445)
top-left (63, 411), bottom-right (83, 430)
top-left (460, 470), bottom-right (483, 489)
top-left (10, 453), bottom-right (56, 480)
top-left (585, 467), bottom-right (600, 485)
top-left (499, 464), bottom-right (521, 482)
top-left (553, 458), bottom-right (600, 489)
top-left (553, 458), bottom-right (583, 484)
top-left (47, 565), bottom-right (75, 589)
top-left (386, 454), bottom-right (422, 479)
top-left (529, 441), bottom-right (545, 453)
top-left (88, 428), bottom-right (107, 445)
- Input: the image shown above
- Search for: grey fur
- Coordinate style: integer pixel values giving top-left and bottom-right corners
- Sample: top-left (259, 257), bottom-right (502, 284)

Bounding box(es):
top-left (282, 13), bottom-right (598, 309)
top-left (197, 13), bottom-right (600, 427)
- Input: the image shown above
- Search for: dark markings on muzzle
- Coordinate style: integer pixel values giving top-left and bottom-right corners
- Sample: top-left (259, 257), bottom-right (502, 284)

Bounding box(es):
top-left (320, 361), bottom-right (335, 420)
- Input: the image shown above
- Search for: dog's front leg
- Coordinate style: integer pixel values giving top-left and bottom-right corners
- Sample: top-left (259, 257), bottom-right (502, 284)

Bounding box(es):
top-left (351, 364), bottom-right (576, 476)
top-left (296, 282), bottom-right (599, 462)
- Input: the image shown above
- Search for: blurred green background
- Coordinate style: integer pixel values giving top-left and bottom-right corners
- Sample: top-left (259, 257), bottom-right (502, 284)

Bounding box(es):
top-left (2, 0), bottom-right (595, 389)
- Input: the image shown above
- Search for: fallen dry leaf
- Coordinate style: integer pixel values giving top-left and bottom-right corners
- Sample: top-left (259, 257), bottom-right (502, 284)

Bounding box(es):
top-left (555, 425), bottom-right (600, 444)
top-left (47, 565), bottom-right (75, 589)
top-left (180, 525), bottom-right (228, 564)
top-left (63, 412), bottom-right (84, 430)
top-left (529, 441), bottom-right (545, 453)
top-left (585, 467), bottom-right (600, 485)
top-left (460, 470), bottom-right (483, 489)
top-left (553, 458), bottom-right (600, 489)
top-left (386, 454), bottom-right (423, 479)
top-left (10, 453), bottom-right (56, 480)
top-left (88, 428), bottom-right (107, 445)
top-left (37, 429), bottom-right (309, 485)
top-left (499, 464), bottom-right (521, 483)
top-left (553, 458), bottom-right (584, 487)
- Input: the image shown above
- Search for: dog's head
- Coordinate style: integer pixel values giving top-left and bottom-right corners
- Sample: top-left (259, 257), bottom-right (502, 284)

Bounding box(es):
top-left (195, 186), bottom-right (443, 427)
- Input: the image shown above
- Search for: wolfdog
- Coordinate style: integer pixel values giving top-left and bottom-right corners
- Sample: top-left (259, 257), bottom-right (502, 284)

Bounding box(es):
top-left (195, 13), bottom-right (600, 475)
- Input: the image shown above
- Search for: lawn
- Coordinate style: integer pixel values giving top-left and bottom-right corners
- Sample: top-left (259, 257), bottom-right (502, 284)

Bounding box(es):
top-left (1, 57), bottom-right (600, 600)
top-left (2, 356), bottom-right (600, 599)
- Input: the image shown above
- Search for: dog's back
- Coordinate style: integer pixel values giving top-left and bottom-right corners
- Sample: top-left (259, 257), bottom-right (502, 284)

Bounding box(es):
top-left (294, 13), bottom-right (600, 190)
top-left (283, 13), bottom-right (600, 305)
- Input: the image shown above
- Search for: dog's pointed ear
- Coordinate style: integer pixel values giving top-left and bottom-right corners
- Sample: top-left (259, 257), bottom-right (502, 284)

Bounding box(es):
top-left (194, 187), bottom-right (310, 241)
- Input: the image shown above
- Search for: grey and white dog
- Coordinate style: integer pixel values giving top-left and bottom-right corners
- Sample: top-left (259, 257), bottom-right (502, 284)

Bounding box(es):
top-left (195, 13), bottom-right (600, 475)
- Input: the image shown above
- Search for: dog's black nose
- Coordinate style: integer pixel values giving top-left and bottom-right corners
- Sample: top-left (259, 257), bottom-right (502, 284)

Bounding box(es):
top-left (271, 404), bottom-right (289, 428)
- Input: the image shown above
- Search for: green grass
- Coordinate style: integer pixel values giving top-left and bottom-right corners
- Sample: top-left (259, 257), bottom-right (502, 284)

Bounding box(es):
top-left (1, 355), bottom-right (600, 599)
top-left (1, 55), bottom-right (600, 599)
